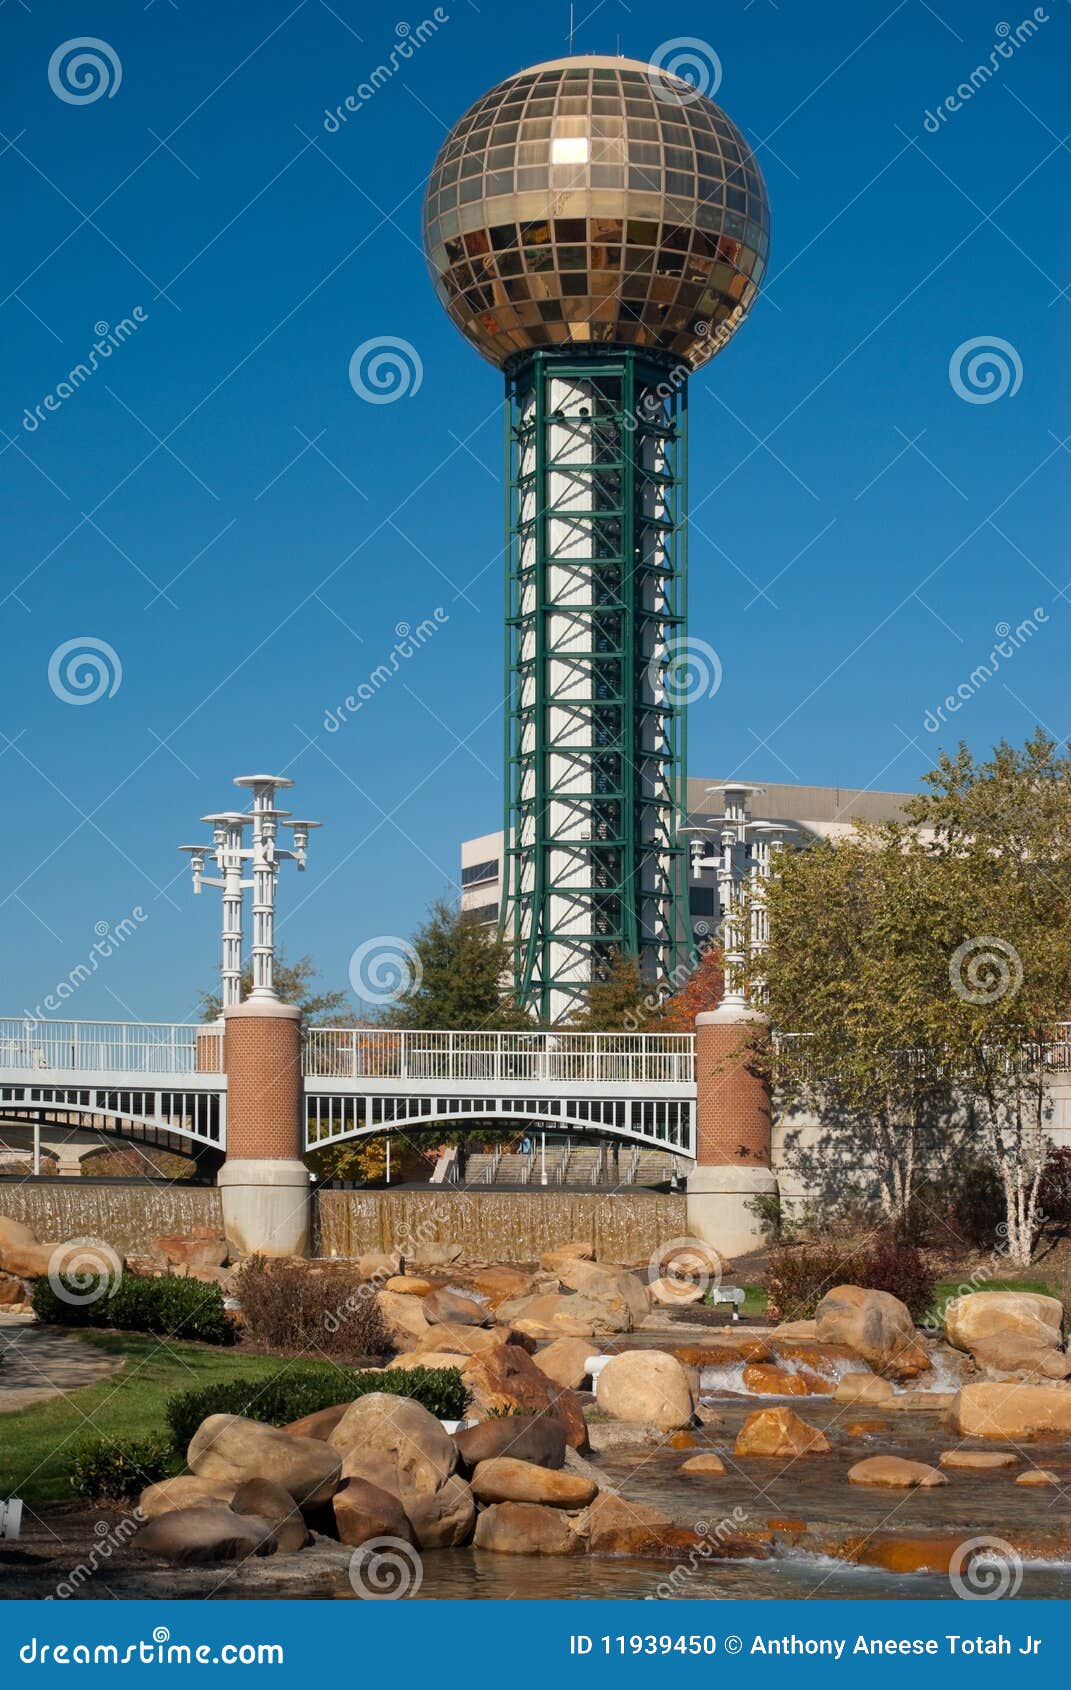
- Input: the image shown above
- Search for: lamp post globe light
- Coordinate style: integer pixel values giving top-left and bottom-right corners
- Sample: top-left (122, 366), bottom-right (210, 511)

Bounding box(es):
top-left (423, 54), bottom-right (769, 1023)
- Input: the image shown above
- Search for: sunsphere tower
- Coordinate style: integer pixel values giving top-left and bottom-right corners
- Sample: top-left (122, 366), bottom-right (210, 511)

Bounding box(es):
top-left (423, 54), bottom-right (769, 1024)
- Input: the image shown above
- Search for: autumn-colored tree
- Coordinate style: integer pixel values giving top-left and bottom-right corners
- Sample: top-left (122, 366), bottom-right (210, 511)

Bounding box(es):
top-left (659, 943), bottom-right (724, 1030)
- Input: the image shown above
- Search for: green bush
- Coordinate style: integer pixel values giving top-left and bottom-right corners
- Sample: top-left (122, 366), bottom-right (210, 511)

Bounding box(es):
top-left (68, 1435), bottom-right (174, 1502)
top-left (165, 1364), bottom-right (468, 1454)
top-left (33, 1272), bottom-right (235, 1346)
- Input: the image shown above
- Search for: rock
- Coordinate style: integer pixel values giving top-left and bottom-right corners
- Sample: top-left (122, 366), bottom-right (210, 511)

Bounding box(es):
top-left (694, 1404), bottom-right (726, 1428)
top-left (135, 1507), bottom-right (277, 1564)
top-left (833, 1372), bottom-right (894, 1406)
top-left (328, 1392), bottom-right (472, 1548)
top-left (332, 1476), bottom-right (414, 1547)
top-left (648, 1276), bottom-right (705, 1307)
top-left (945, 1290), bottom-right (1064, 1352)
top-left (230, 1478), bottom-right (309, 1552)
top-left (815, 1285), bottom-right (930, 1379)
top-left (389, 1349), bottom-right (474, 1372)
top-left (680, 1453), bottom-right (726, 1475)
top-left (139, 1476), bottom-right (235, 1520)
top-left (938, 1449), bottom-right (1018, 1470)
top-left (471, 1457), bottom-right (597, 1509)
top-left (412, 1321), bottom-right (528, 1357)
top-left (282, 1402), bottom-right (349, 1442)
top-left (735, 1408), bottom-right (831, 1458)
top-left (462, 1343), bottom-right (589, 1451)
top-left (667, 1430), bottom-right (695, 1449)
top-left (539, 1241), bottom-right (595, 1271)
top-left (950, 1381), bottom-right (1071, 1439)
top-left (422, 1287), bottom-right (490, 1327)
top-left (554, 1259), bottom-right (649, 1330)
top-left (0, 1270), bottom-right (27, 1305)
top-left (0, 1215), bottom-right (55, 1278)
top-left (466, 1266), bottom-right (537, 1308)
top-left (187, 1415), bottom-right (341, 1507)
top-left (773, 1319), bottom-right (818, 1342)
top-left (844, 1419), bottom-right (889, 1437)
top-left (407, 1242), bottom-right (463, 1268)
top-left (473, 1501), bottom-right (584, 1555)
top-left (357, 1250), bottom-right (403, 1279)
top-left (673, 1337), bottom-right (770, 1367)
top-left (376, 1288), bottom-right (431, 1347)
top-left (848, 1456), bottom-right (947, 1488)
top-left (595, 1351), bottom-right (694, 1432)
top-left (384, 1275), bottom-right (435, 1295)
top-left (580, 1491), bottom-right (673, 1553)
top-left (847, 1534), bottom-right (985, 1576)
top-left (742, 1363), bottom-right (809, 1398)
top-left (886, 1390), bottom-right (956, 1413)
top-left (967, 1336), bottom-right (1071, 1379)
top-left (498, 1292), bottom-right (605, 1340)
top-left (152, 1227), bottom-right (227, 1272)
top-left (453, 1414), bottom-right (567, 1473)
top-left (531, 1336), bottom-right (598, 1390)
top-left (1017, 1469), bottom-right (1059, 1486)
top-left (655, 1240), bottom-right (725, 1280)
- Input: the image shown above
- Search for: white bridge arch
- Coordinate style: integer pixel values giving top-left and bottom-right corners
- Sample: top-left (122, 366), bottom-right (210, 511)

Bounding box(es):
top-left (0, 1021), bottom-right (697, 1161)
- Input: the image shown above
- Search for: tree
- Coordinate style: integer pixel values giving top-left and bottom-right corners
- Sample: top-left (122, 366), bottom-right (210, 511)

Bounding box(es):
top-left (199, 949), bottom-right (349, 1023)
top-left (377, 897), bottom-right (528, 1030)
top-left (659, 942), bottom-right (724, 1030)
top-left (568, 949), bottom-right (658, 1031)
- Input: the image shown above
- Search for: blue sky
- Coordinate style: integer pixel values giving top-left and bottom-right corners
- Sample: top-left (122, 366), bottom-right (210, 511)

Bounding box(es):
top-left (1, 0), bottom-right (1067, 1022)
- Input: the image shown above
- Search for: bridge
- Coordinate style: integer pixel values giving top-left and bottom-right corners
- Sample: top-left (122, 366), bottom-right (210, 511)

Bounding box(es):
top-left (0, 1019), bottom-right (697, 1163)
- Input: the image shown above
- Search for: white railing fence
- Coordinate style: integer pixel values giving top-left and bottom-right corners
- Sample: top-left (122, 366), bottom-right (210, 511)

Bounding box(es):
top-left (0, 1019), bottom-right (223, 1076)
top-left (302, 1027), bottom-right (695, 1085)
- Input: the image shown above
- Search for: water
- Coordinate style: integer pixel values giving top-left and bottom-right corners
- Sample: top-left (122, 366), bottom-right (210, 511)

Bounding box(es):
top-left (316, 1189), bottom-right (686, 1263)
top-left (0, 1182), bottom-right (222, 1254)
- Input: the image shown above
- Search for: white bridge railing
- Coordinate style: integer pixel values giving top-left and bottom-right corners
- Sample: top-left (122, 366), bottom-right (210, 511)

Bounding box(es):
top-left (0, 1019), bottom-right (223, 1076)
top-left (302, 1028), bottom-right (696, 1086)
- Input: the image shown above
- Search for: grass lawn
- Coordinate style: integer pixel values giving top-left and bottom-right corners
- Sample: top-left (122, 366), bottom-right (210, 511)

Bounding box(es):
top-left (0, 1332), bottom-right (343, 1503)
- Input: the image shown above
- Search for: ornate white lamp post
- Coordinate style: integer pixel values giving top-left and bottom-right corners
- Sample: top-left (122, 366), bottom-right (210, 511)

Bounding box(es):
top-left (181, 775), bottom-right (320, 1009)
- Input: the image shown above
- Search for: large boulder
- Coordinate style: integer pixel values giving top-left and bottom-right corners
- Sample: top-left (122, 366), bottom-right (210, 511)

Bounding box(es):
top-left (848, 1456), bottom-right (946, 1489)
top-left (742, 1363), bottom-right (810, 1398)
top-left (187, 1415), bottom-right (341, 1507)
top-left (411, 1321), bottom-right (529, 1358)
top-left (384, 1274), bottom-right (435, 1295)
top-left (734, 1407), bottom-right (830, 1458)
top-left (332, 1476), bottom-right (414, 1547)
top-left (453, 1414), bottom-right (567, 1473)
top-left (462, 1344), bottom-right (589, 1451)
top-left (0, 1216), bottom-right (55, 1278)
top-left (376, 1288), bottom-right (431, 1348)
top-left (282, 1402), bottom-right (349, 1442)
top-left (815, 1285), bottom-right (929, 1379)
top-left (944, 1291), bottom-right (1069, 1379)
top-left (581, 1491), bottom-right (673, 1553)
top-left (470, 1457), bottom-right (597, 1509)
top-left (833, 1372), bottom-right (894, 1406)
top-left (554, 1259), bottom-right (650, 1330)
top-left (139, 1476), bottom-right (234, 1520)
top-left (539, 1241), bottom-right (595, 1271)
top-left (648, 1276), bottom-right (705, 1308)
top-left (656, 1241), bottom-right (725, 1280)
top-left (595, 1350), bottom-right (694, 1432)
top-left (357, 1250), bottom-right (403, 1280)
top-left (230, 1478), bottom-right (309, 1552)
top-left (328, 1392), bottom-right (473, 1547)
top-left (532, 1336), bottom-right (598, 1390)
top-left (152, 1227), bottom-right (227, 1272)
top-left (407, 1242), bottom-right (462, 1268)
top-left (135, 1507), bottom-right (276, 1564)
top-left (473, 1501), bottom-right (584, 1556)
top-left (466, 1266), bottom-right (537, 1308)
top-left (422, 1287), bottom-right (490, 1327)
top-left (497, 1292), bottom-right (605, 1340)
top-left (950, 1381), bottom-right (1071, 1440)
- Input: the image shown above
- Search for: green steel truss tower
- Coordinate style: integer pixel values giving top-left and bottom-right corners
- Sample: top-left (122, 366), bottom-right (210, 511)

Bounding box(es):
top-left (422, 53), bottom-right (769, 1023)
top-left (504, 350), bottom-right (690, 1022)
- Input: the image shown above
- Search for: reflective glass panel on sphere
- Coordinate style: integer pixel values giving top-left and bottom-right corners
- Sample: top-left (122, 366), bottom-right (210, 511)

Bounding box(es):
top-left (422, 55), bottom-right (770, 370)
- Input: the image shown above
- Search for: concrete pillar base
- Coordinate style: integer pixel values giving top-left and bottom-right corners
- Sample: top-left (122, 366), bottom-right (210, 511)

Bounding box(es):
top-left (686, 1162), bottom-right (778, 1260)
top-left (218, 1159), bottom-right (311, 1259)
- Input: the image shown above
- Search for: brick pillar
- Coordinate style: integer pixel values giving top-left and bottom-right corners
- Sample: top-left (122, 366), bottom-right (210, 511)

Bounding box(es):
top-left (687, 1003), bottom-right (777, 1260)
top-left (217, 1000), bottom-right (310, 1258)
